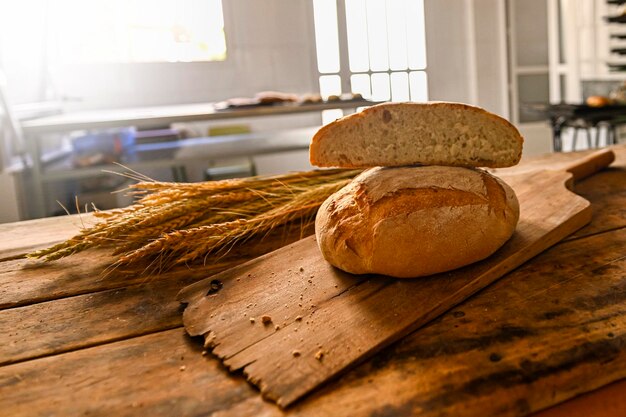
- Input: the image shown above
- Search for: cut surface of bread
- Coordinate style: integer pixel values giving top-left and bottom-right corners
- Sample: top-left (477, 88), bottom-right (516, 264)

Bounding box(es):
top-left (310, 102), bottom-right (523, 168)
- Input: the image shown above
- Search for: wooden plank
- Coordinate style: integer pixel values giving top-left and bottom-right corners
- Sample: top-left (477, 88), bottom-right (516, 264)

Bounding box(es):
top-left (500, 145), bottom-right (624, 178)
top-left (0, 213), bottom-right (95, 261)
top-left (567, 165), bottom-right (626, 240)
top-left (179, 152), bottom-right (611, 407)
top-left (0, 278), bottom-right (191, 366)
top-left (0, 329), bottom-right (263, 417)
top-left (507, 145), bottom-right (625, 241)
top-left (0, 225), bottom-right (312, 310)
top-left (533, 378), bottom-right (626, 417)
top-left (1, 227), bottom-right (623, 417)
top-left (0, 248), bottom-right (240, 310)
top-left (275, 229), bottom-right (626, 417)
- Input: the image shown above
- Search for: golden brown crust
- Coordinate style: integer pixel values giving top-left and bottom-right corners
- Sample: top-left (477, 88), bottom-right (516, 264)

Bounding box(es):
top-left (314, 166), bottom-right (520, 278)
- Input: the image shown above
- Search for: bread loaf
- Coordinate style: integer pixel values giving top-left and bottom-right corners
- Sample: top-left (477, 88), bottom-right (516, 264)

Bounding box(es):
top-left (310, 102), bottom-right (523, 168)
top-left (586, 95), bottom-right (612, 107)
top-left (315, 165), bottom-right (519, 278)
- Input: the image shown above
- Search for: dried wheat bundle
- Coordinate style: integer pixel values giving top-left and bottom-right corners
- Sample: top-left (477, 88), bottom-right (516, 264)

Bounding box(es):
top-left (28, 168), bottom-right (359, 273)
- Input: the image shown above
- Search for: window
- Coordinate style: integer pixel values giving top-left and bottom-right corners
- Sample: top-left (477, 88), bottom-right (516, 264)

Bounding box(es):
top-left (312, 0), bottom-right (428, 124)
top-left (8, 0), bottom-right (226, 65)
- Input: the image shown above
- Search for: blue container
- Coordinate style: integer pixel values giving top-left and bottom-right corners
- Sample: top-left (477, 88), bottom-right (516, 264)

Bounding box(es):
top-left (72, 127), bottom-right (136, 166)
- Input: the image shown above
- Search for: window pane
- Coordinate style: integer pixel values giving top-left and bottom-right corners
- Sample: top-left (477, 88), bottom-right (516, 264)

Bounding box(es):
top-left (350, 73), bottom-right (372, 99)
top-left (390, 72), bottom-right (409, 102)
top-left (386, 0), bottom-right (408, 70)
top-left (409, 71), bottom-right (428, 102)
top-left (366, 0), bottom-right (389, 71)
top-left (319, 74), bottom-right (342, 99)
top-left (345, 0), bottom-right (370, 72)
top-left (322, 109), bottom-right (344, 125)
top-left (313, 0), bottom-right (341, 73)
top-left (518, 74), bottom-right (549, 122)
top-left (46, 0), bottom-right (226, 63)
top-left (407, 0), bottom-right (427, 70)
top-left (371, 72), bottom-right (391, 101)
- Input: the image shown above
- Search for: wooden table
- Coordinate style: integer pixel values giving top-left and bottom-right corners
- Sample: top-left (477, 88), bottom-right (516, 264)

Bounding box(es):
top-left (1, 146), bottom-right (625, 417)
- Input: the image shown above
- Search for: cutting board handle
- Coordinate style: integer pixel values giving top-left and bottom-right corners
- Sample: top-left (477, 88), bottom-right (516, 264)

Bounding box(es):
top-left (563, 149), bottom-right (615, 182)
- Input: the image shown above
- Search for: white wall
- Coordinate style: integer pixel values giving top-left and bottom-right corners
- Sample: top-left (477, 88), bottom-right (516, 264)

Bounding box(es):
top-left (424, 0), bottom-right (475, 105)
top-left (473, 0), bottom-right (510, 119)
top-left (424, 0), bottom-right (509, 117)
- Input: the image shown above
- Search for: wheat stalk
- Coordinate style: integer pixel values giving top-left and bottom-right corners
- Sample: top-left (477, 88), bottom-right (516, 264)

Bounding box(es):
top-left (28, 168), bottom-right (359, 272)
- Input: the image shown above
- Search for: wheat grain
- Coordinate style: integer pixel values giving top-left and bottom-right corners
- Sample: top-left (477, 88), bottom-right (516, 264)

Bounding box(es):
top-left (28, 168), bottom-right (359, 272)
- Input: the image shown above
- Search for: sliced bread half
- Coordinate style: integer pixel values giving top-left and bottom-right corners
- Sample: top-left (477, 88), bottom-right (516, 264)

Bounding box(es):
top-left (310, 102), bottom-right (523, 168)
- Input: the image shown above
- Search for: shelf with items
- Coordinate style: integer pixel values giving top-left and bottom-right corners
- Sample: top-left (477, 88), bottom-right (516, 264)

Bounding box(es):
top-left (19, 99), bottom-right (382, 218)
top-left (39, 127), bottom-right (318, 183)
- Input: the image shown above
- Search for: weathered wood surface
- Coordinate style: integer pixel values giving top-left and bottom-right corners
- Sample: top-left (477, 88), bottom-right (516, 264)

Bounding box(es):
top-left (0, 229), bottom-right (624, 417)
top-left (0, 145), bottom-right (624, 417)
top-left (0, 329), bottom-right (261, 417)
top-left (178, 150), bottom-right (613, 407)
top-left (0, 278), bottom-right (187, 366)
top-left (0, 248), bottom-right (240, 310)
top-left (0, 213), bottom-right (96, 261)
top-left (0, 224), bottom-right (314, 310)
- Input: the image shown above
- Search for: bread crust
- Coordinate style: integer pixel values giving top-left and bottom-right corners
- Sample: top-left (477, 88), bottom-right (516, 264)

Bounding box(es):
top-left (314, 165), bottom-right (519, 278)
top-left (310, 102), bottom-right (524, 168)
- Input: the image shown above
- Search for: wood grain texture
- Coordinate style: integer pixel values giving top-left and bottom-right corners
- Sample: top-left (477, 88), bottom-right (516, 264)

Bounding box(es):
top-left (1, 228), bottom-right (623, 417)
top-left (0, 278), bottom-right (189, 366)
top-left (179, 152), bottom-right (612, 407)
top-left (499, 148), bottom-right (625, 241)
top-left (0, 225), bottom-right (313, 310)
top-left (0, 248), bottom-right (239, 310)
top-left (0, 329), bottom-right (261, 417)
top-left (567, 165), bottom-right (626, 240)
top-left (0, 213), bottom-right (95, 261)
top-left (533, 378), bottom-right (626, 417)
top-left (277, 228), bottom-right (626, 417)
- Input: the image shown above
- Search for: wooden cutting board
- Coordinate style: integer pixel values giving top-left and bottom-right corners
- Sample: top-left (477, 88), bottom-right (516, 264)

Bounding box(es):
top-left (178, 149), bottom-right (615, 408)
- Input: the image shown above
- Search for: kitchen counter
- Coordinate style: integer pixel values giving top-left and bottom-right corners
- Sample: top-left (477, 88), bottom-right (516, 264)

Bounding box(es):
top-left (0, 145), bottom-right (625, 416)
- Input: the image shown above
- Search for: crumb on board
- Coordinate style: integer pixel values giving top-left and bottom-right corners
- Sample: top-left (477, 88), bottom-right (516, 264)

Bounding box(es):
top-left (179, 365), bottom-right (186, 371)
top-left (201, 350), bottom-right (208, 356)
top-left (295, 315), bottom-right (303, 321)
top-left (315, 350), bottom-right (324, 361)
top-left (261, 315), bottom-right (272, 324)
top-left (300, 267), bottom-right (304, 272)
top-left (275, 324), bottom-right (280, 330)
top-left (292, 350), bottom-right (301, 357)
top-left (250, 317), bottom-right (256, 324)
